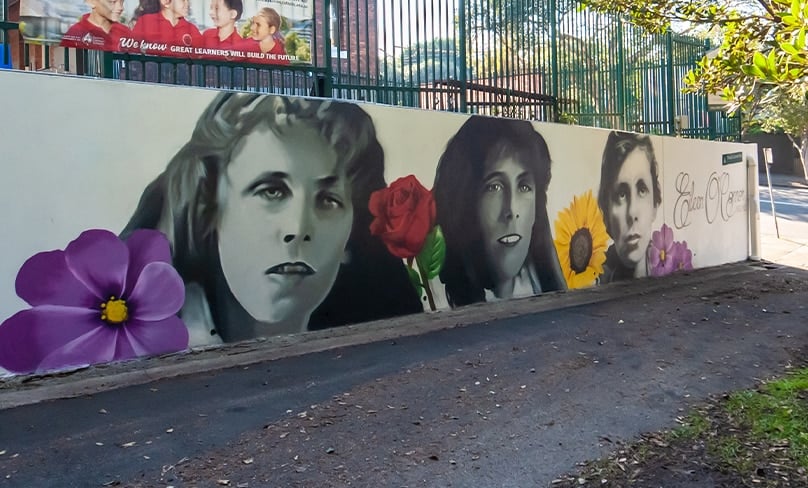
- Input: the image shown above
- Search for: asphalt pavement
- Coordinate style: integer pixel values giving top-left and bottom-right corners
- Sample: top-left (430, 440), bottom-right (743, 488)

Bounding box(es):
top-left (0, 172), bottom-right (806, 488)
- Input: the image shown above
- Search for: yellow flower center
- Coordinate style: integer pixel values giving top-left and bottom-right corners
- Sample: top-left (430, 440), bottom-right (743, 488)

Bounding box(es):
top-left (660, 249), bottom-right (666, 262)
top-left (100, 296), bottom-right (128, 324)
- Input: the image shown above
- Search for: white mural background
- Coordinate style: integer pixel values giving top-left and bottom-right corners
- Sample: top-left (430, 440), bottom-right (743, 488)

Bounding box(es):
top-left (0, 70), bottom-right (754, 376)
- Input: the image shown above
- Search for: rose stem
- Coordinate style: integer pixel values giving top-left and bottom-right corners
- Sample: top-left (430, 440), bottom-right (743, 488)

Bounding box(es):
top-left (416, 258), bottom-right (436, 311)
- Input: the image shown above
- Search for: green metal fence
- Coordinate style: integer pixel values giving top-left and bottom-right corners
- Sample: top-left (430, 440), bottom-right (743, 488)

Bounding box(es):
top-left (1, 0), bottom-right (13, 68)
top-left (0, 0), bottom-right (740, 139)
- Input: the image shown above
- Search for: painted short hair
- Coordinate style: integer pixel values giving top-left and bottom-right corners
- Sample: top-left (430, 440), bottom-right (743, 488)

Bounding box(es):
top-left (597, 131), bottom-right (662, 239)
top-left (433, 115), bottom-right (566, 307)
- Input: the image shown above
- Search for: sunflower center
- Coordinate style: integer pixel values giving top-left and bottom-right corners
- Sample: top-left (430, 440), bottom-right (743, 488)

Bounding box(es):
top-left (569, 228), bottom-right (593, 274)
top-left (100, 296), bottom-right (128, 325)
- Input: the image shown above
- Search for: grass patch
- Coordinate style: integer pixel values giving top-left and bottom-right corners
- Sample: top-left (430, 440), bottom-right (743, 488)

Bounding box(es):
top-left (725, 368), bottom-right (808, 468)
top-left (552, 367), bottom-right (808, 487)
top-left (669, 410), bottom-right (710, 440)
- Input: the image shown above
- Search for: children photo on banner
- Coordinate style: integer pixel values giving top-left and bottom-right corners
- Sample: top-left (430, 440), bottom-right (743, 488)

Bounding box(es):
top-left (19, 0), bottom-right (312, 64)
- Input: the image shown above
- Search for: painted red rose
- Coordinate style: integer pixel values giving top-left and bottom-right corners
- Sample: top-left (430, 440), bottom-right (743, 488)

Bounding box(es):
top-left (369, 175), bottom-right (436, 259)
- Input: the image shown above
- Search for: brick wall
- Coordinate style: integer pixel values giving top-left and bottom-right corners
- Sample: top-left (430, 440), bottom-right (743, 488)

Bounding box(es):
top-left (312, 0), bottom-right (378, 80)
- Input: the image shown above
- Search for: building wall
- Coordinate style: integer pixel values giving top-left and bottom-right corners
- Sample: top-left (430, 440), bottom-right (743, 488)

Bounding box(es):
top-left (744, 133), bottom-right (799, 175)
top-left (312, 0), bottom-right (378, 78)
top-left (4, 1), bottom-right (23, 70)
top-left (0, 70), bottom-right (753, 377)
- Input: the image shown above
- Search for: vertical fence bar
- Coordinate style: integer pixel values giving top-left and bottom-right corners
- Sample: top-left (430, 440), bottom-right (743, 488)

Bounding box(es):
top-left (665, 31), bottom-right (675, 135)
top-left (458, 0), bottom-right (467, 112)
top-left (549, 0), bottom-right (558, 119)
top-left (323, 0), bottom-right (333, 96)
top-left (615, 18), bottom-right (625, 129)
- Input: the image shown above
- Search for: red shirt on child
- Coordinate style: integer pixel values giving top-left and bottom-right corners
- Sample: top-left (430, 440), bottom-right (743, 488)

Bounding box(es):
top-left (61, 14), bottom-right (131, 51)
top-left (234, 37), bottom-right (290, 65)
top-left (131, 13), bottom-right (202, 55)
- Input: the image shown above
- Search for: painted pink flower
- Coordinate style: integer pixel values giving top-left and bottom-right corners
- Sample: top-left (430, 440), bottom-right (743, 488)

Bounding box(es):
top-left (648, 224), bottom-right (676, 277)
top-left (0, 229), bottom-right (188, 374)
top-left (672, 241), bottom-right (693, 272)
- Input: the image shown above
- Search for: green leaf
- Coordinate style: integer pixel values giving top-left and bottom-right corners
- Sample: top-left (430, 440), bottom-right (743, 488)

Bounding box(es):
top-left (416, 225), bottom-right (446, 280)
top-left (741, 63), bottom-right (766, 78)
top-left (781, 14), bottom-right (799, 26)
top-left (767, 48), bottom-right (778, 72)
top-left (407, 265), bottom-right (424, 293)
top-left (798, 29), bottom-right (806, 50)
top-left (791, 0), bottom-right (800, 17)
top-left (753, 51), bottom-right (768, 72)
top-left (781, 41), bottom-right (799, 55)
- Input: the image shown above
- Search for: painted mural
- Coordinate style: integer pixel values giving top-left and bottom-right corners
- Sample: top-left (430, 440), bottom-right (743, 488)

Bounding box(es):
top-left (19, 0), bottom-right (311, 64)
top-left (0, 71), bottom-right (753, 376)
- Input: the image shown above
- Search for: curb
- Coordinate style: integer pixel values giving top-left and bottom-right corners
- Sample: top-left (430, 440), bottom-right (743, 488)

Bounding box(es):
top-left (0, 261), bottom-right (780, 410)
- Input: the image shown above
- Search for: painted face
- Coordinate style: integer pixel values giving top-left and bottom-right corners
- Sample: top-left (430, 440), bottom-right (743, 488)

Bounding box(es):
top-left (250, 15), bottom-right (274, 40)
top-left (607, 147), bottom-right (657, 268)
top-left (171, 0), bottom-right (189, 19)
top-left (209, 0), bottom-right (235, 27)
top-left (89, 0), bottom-right (124, 23)
top-left (217, 125), bottom-right (353, 328)
top-left (477, 154), bottom-right (536, 286)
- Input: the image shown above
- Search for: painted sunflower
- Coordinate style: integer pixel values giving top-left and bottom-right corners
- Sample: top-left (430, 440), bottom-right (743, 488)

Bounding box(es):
top-left (553, 190), bottom-right (610, 289)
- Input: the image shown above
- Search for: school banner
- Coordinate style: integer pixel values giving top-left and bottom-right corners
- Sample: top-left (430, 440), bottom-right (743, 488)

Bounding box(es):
top-left (19, 0), bottom-right (312, 65)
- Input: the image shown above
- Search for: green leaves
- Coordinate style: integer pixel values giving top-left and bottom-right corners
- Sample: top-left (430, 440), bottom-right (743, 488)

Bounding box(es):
top-left (415, 225), bottom-right (446, 280)
top-left (406, 225), bottom-right (445, 301)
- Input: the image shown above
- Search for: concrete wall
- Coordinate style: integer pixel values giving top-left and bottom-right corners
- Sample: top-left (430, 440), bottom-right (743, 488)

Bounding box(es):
top-left (0, 71), bottom-right (754, 376)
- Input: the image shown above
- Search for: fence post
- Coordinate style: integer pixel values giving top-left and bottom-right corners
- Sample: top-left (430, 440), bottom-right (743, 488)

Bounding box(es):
top-left (665, 31), bottom-right (676, 135)
top-left (549, 0), bottom-right (559, 121)
top-left (616, 18), bottom-right (625, 130)
top-left (102, 51), bottom-right (114, 79)
top-left (458, 0), bottom-right (467, 112)
top-left (323, 0), bottom-right (334, 97)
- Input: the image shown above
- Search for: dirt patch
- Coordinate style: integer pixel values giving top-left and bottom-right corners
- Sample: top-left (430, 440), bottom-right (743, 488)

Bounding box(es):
top-left (552, 371), bottom-right (808, 488)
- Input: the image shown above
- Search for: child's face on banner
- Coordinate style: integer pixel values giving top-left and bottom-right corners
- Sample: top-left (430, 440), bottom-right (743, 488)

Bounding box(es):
top-left (209, 0), bottom-right (235, 27)
top-left (250, 15), bottom-right (275, 40)
top-left (171, 0), bottom-right (190, 19)
top-left (89, 0), bottom-right (124, 23)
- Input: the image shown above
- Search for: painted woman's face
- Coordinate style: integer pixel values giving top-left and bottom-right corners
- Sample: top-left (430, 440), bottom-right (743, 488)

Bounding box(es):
top-left (607, 147), bottom-right (657, 268)
top-left (477, 154), bottom-right (536, 285)
top-left (217, 125), bottom-right (353, 329)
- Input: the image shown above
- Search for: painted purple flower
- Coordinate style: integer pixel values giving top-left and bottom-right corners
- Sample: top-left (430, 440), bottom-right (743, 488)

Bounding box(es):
top-left (0, 229), bottom-right (188, 374)
top-left (648, 224), bottom-right (676, 277)
top-left (672, 241), bottom-right (693, 272)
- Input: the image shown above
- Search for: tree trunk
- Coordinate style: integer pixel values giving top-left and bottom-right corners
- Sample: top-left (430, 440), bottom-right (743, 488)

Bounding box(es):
top-left (787, 132), bottom-right (808, 181)
top-left (801, 128), bottom-right (808, 181)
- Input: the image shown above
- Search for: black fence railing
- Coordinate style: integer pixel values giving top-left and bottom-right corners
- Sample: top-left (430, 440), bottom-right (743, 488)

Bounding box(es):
top-left (0, 0), bottom-right (741, 140)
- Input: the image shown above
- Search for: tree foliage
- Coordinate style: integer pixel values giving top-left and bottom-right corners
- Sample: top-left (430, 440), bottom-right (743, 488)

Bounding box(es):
top-left (382, 38), bottom-right (461, 84)
top-left (582, 0), bottom-right (808, 101)
top-left (583, 0), bottom-right (808, 177)
top-left (756, 83), bottom-right (808, 176)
